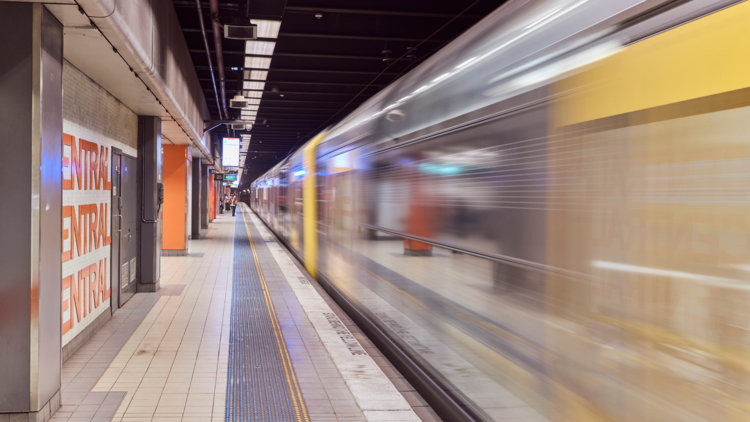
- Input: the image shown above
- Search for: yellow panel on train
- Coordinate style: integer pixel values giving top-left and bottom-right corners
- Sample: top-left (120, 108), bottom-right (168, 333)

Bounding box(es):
top-left (548, 3), bottom-right (750, 421)
top-left (555, 1), bottom-right (750, 127)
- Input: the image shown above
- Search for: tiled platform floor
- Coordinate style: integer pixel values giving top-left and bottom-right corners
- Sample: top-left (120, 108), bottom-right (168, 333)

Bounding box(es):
top-left (51, 212), bottom-right (439, 422)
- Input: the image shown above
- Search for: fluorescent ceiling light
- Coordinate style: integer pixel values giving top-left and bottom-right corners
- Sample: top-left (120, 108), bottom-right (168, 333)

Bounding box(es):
top-left (246, 91), bottom-right (263, 98)
top-left (250, 70), bottom-right (267, 80)
top-left (250, 20), bottom-right (281, 38)
top-left (243, 81), bottom-right (265, 90)
top-left (245, 57), bottom-right (271, 69)
top-left (239, 104), bottom-right (259, 111)
top-left (243, 98), bottom-right (261, 105)
top-left (245, 40), bottom-right (276, 56)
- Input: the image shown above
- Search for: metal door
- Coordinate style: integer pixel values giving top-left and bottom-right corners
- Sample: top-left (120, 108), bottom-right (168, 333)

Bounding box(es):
top-left (111, 154), bottom-right (121, 311)
top-left (112, 152), bottom-right (138, 307)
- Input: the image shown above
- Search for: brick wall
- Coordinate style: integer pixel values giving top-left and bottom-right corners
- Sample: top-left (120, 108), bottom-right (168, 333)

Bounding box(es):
top-left (61, 60), bottom-right (138, 347)
top-left (63, 60), bottom-right (137, 152)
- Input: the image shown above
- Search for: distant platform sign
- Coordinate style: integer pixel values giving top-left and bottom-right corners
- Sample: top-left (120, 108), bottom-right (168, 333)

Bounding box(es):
top-left (215, 173), bottom-right (238, 181)
top-left (222, 137), bottom-right (240, 167)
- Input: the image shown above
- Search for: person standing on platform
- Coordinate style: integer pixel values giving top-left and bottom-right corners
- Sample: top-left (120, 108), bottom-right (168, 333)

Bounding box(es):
top-left (231, 194), bottom-right (238, 216)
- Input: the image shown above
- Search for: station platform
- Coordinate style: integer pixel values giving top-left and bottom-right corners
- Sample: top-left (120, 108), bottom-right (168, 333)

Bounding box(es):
top-left (51, 205), bottom-right (439, 422)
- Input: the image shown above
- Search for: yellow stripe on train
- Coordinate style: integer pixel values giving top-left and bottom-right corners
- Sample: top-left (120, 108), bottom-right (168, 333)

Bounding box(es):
top-left (302, 133), bottom-right (327, 278)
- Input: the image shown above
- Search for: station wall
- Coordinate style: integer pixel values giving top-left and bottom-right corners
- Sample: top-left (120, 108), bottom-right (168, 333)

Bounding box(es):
top-left (61, 60), bottom-right (138, 347)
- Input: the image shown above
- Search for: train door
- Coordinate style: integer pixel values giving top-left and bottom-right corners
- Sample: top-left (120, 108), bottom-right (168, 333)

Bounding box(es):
top-left (111, 150), bottom-right (138, 308)
top-left (273, 180), bottom-right (280, 231)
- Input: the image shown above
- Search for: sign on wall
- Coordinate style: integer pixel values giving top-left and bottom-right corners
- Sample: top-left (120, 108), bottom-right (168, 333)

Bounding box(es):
top-left (215, 173), bottom-right (238, 181)
top-left (222, 137), bottom-right (240, 167)
top-left (61, 134), bottom-right (113, 343)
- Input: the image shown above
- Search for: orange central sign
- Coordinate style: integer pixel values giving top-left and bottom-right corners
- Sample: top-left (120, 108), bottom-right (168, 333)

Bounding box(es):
top-left (61, 133), bottom-right (113, 336)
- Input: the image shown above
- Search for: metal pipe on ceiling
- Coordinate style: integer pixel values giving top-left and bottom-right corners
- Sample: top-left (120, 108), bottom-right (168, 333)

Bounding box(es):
top-left (194, 0), bottom-right (223, 120)
top-left (198, 78), bottom-right (386, 87)
top-left (209, 0), bottom-right (229, 120)
top-left (284, 6), bottom-right (483, 19)
top-left (181, 28), bottom-right (448, 43)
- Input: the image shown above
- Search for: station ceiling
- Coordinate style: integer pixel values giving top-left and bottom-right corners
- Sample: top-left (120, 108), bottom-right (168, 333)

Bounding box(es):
top-left (174, 0), bottom-right (506, 184)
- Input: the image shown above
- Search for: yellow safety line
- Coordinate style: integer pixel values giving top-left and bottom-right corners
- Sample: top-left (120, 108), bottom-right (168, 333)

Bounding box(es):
top-left (241, 206), bottom-right (311, 422)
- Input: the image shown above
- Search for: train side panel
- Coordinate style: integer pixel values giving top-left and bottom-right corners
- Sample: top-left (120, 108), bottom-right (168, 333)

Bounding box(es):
top-left (250, 2), bottom-right (750, 421)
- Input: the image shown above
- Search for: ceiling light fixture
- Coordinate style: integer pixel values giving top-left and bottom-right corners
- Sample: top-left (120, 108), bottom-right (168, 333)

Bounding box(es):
top-left (245, 40), bottom-right (276, 56)
top-left (249, 70), bottom-right (268, 80)
top-left (249, 20), bottom-right (281, 38)
top-left (244, 57), bottom-right (271, 69)
top-left (243, 81), bottom-right (266, 91)
top-left (406, 46), bottom-right (418, 60)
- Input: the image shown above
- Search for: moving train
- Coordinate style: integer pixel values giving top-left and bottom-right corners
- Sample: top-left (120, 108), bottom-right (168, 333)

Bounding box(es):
top-left (250, 0), bottom-right (750, 420)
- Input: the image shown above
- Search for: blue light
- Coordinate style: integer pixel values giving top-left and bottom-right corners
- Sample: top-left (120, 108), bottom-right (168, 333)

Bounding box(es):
top-left (293, 169), bottom-right (306, 177)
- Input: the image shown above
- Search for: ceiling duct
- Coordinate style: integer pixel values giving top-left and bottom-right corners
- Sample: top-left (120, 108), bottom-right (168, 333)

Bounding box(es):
top-left (230, 94), bottom-right (248, 108)
top-left (225, 24), bottom-right (258, 40)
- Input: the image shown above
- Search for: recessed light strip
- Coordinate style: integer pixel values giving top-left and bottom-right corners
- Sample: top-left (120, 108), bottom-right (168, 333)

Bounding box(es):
top-left (245, 40), bottom-right (276, 56)
top-left (240, 21), bottom-right (281, 151)
top-left (250, 20), bottom-right (281, 38)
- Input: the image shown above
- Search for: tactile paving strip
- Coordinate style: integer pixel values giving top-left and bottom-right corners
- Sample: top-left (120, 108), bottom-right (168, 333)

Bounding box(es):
top-left (226, 209), bottom-right (310, 422)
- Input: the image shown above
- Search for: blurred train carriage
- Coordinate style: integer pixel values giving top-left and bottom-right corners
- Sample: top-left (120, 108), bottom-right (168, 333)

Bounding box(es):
top-left (250, 0), bottom-right (750, 420)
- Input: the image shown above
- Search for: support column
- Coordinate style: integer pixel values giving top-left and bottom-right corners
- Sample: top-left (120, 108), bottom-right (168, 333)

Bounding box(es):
top-left (209, 174), bottom-right (215, 222)
top-left (200, 163), bottom-right (209, 229)
top-left (162, 145), bottom-right (189, 255)
top-left (137, 116), bottom-right (162, 292)
top-left (0, 3), bottom-right (62, 419)
top-left (214, 179), bottom-right (220, 218)
top-left (191, 158), bottom-right (202, 238)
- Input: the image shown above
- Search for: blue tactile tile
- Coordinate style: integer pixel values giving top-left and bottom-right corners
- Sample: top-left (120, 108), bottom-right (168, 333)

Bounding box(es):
top-left (226, 209), bottom-right (309, 422)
